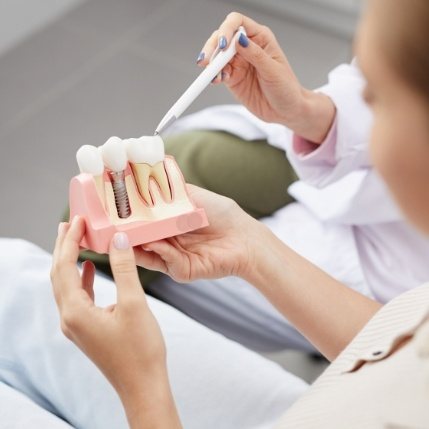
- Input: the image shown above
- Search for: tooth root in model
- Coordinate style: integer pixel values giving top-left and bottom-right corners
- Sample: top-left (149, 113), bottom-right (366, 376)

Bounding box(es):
top-left (101, 136), bottom-right (131, 219)
top-left (128, 160), bottom-right (152, 205)
top-left (125, 135), bottom-right (172, 205)
top-left (76, 144), bottom-right (106, 208)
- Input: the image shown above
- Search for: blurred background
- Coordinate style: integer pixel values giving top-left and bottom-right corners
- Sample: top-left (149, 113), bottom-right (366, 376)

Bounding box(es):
top-left (0, 0), bottom-right (360, 381)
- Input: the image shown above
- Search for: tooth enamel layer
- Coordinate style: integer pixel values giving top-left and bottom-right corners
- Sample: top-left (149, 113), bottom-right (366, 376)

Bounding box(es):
top-left (131, 162), bottom-right (172, 205)
top-left (101, 136), bottom-right (127, 172)
top-left (76, 145), bottom-right (105, 176)
top-left (126, 135), bottom-right (165, 166)
top-left (76, 144), bottom-right (106, 208)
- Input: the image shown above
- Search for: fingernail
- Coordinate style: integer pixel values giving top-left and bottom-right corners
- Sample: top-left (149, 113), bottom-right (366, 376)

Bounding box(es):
top-left (219, 36), bottom-right (227, 50)
top-left (58, 222), bottom-right (65, 235)
top-left (221, 71), bottom-right (226, 80)
top-left (196, 51), bottom-right (205, 63)
top-left (238, 33), bottom-right (249, 48)
top-left (71, 216), bottom-right (80, 227)
top-left (113, 232), bottom-right (129, 250)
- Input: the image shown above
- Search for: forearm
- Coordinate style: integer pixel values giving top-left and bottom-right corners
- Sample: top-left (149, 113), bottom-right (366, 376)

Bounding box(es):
top-left (118, 371), bottom-right (182, 429)
top-left (285, 89), bottom-right (336, 144)
top-left (242, 222), bottom-right (381, 361)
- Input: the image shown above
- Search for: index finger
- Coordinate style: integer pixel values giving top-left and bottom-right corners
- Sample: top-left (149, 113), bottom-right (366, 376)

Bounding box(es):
top-left (58, 216), bottom-right (86, 268)
top-left (199, 13), bottom-right (265, 66)
top-left (51, 222), bottom-right (70, 306)
top-left (52, 216), bottom-right (86, 305)
top-left (217, 12), bottom-right (265, 50)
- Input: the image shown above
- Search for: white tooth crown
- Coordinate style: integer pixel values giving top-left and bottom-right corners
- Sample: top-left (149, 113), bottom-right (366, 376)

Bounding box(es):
top-left (101, 136), bottom-right (128, 172)
top-left (76, 145), bottom-right (105, 176)
top-left (124, 138), bottom-right (143, 163)
top-left (126, 135), bottom-right (165, 166)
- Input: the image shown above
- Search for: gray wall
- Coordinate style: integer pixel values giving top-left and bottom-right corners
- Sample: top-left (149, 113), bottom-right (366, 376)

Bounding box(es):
top-left (0, 0), bottom-right (354, 252)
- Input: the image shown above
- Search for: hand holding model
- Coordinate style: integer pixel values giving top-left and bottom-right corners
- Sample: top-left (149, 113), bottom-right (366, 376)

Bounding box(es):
top-left (51, 217), bottom-right (182, 429)
top-left (200, 12), bottom-right (336, 143)
top-left (134, 184), bottom-right (260, 283)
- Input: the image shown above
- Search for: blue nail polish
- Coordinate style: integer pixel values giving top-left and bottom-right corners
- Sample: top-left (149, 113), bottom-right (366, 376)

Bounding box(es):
top-left (196, 51), bottom-right (205, 63)
top-left (238, 33), bottom-right (249, 48)
top-left (219, 36), bottom-right (227, 49)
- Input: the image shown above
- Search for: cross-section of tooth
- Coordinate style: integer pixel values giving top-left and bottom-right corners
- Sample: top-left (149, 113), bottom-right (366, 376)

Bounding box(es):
top-left (128, 160), bottom-right (151, 205)
top-left (151, 162), bottom-right (171, 201)
top-left (126, 136), bottom-right (172, 205)
top-left (76, 144), bottom-right (105, 207)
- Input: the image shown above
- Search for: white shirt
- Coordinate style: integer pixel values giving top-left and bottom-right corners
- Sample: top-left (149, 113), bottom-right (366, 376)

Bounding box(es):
top-left (167, 62), bottom-right (429, 303)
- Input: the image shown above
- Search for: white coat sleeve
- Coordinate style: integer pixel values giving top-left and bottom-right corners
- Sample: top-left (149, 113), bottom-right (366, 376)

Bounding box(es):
top-left (285, 61), bottom-right (404, 224)
top-left (287, 61), bottom-right (373, 187)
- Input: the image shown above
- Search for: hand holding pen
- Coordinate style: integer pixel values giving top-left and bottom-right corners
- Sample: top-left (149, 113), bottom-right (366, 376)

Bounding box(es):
top-left (157, 12), bottom-right (336, 144)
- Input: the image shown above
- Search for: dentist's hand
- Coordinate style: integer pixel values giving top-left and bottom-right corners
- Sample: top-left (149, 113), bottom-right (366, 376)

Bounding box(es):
top-left (51, 217), bottom-right (181, 429)
top-left (134, 184), bottom-right (262, 283)
top-left (198, 12), bottom-right (335, 143)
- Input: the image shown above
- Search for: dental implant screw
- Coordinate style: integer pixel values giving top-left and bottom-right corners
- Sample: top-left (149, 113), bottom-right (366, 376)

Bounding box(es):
top-left (108, 170), bottom-right (131, 218)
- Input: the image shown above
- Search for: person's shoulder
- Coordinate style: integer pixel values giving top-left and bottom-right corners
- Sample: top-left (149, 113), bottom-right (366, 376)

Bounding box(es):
top-left (330, 283), bottom-right (429, 372)
top-left (273, 283), bottom-right (429, 429)
top-left (378, 282), bottom-right (429, 318)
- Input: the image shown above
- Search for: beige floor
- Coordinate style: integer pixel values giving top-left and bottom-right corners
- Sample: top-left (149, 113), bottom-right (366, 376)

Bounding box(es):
top-left (0, 0), bottom-right (353, 382)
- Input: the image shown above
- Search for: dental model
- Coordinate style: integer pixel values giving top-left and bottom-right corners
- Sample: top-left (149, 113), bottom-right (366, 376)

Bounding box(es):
top-left (125, 135), bottom-right (172, 205)
top-left (69, 134), bottom-right (208, 253)
top-left (76, 145), bottom-right (105, 206)
top-left (101, 136), bottom-right (131, 219)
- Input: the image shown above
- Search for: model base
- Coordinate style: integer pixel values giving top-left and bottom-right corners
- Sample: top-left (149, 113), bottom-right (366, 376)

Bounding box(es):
top-left (69, 156), bottom-right (209, 254)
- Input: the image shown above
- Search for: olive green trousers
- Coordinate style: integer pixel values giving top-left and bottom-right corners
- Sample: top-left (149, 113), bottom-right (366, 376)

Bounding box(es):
top-left (68, 131), bottom-right (298, 284)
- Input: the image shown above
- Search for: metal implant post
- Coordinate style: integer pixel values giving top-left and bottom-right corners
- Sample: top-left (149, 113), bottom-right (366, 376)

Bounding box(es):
top-left (108, 170), bottom-right (131, 218)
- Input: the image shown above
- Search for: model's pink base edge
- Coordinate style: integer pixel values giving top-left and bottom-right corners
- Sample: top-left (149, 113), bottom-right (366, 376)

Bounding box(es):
top-left (69, 158), bottom-right (209, 254)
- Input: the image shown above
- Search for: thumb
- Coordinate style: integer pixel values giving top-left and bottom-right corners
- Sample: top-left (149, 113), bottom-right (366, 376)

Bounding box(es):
top-left (109, 232), bottom-right (146, 306)
top-left (235, 33), bottom-right (276, 76)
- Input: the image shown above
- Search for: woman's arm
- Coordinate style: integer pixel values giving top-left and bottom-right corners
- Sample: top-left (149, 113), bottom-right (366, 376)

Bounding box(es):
top-left (241, 222), bottom-right (381, 361)
top-left (136, 185), bottom-right (381, 361)
top-left (119, 372), bottom-right (181, 429)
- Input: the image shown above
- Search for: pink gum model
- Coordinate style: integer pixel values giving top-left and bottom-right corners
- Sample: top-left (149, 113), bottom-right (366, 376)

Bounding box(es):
top-left (69, 156), bottom-right (209, 254)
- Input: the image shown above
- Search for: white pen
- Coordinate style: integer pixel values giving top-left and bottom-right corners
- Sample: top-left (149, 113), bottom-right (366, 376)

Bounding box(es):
top-left (154, 26), bottom-right (247, 135)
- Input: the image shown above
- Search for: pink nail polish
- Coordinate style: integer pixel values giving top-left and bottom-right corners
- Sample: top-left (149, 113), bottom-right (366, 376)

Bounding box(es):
top-left (113, 232), bottom-right (129, 250)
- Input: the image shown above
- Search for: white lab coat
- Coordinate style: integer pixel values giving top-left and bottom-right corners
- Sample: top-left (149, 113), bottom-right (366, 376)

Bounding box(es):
top-left (167, 62), bottom-right (429, 303)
